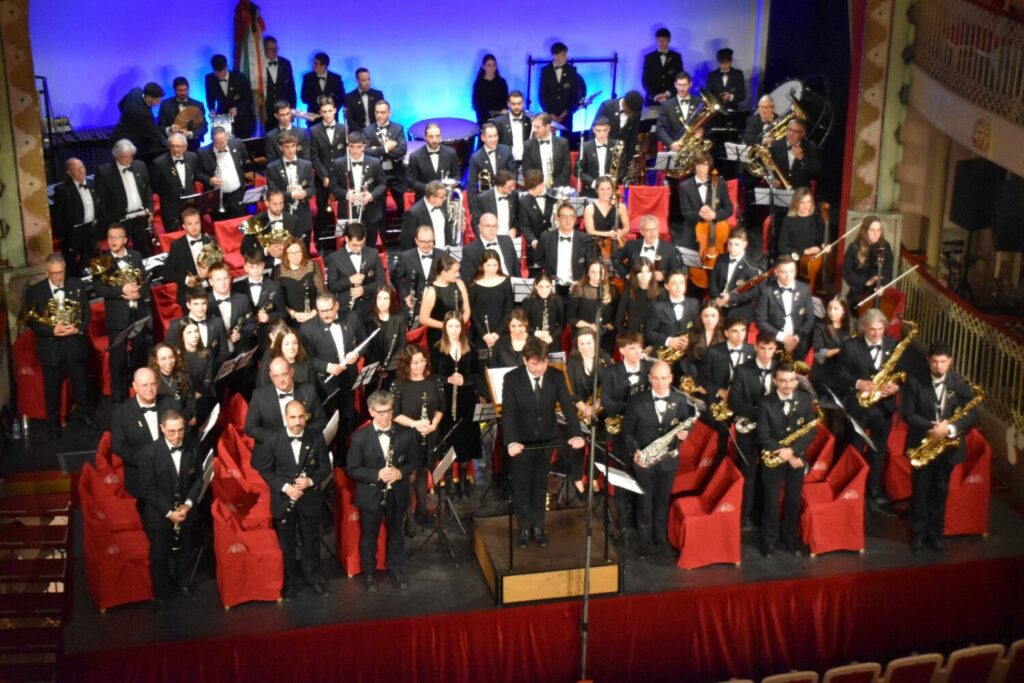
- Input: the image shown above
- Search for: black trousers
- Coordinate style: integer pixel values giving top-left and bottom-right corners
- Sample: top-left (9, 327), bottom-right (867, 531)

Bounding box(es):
top-left (760, 462), bottom-right (805, 550)
top-left (276, 503), bottom-right (322, 588)
top-left (359, 496), bottom-right (405, 575)
top-left (126, 225), bottom-right (153, 259)
top-left (61, 221), bottom-right (98, 277)
top-left (145, 520), bottom-right (194, 598)
top-left (735, 431), bottom-right (761, 521)
top-left (633, 464), bottom-right (675, 544)
top-left (510, 441), bottom-right (556, 529)
top-left (108, 326), bottom-right (151, 403)
top-left (382, 170), bottom-right (405, 222)
top-left (42, 354), bottom-right (91, 428)
top-left (910, 455), bottom-right (954, 542)
top-left (847, 401), bottom-right (894, 496)
top-left (313, 182), bottom-right (337, 253)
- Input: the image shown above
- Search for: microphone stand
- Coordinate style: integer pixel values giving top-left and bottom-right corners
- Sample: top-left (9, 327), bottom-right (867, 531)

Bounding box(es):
top-left (765, 165), bottom-right (779, 264)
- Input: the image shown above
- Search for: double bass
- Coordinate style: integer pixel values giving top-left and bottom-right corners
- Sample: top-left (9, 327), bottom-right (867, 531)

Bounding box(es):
top-left (688, 170), bottom-right (731, 289)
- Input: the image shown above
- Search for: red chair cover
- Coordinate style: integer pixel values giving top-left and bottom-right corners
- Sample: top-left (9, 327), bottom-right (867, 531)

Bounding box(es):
top-left (14, 330), bottom-right (48, 420)
top-left (626, 185), bottom-right (670, 239)
top-left (801, 446), bottom-right (868, 555)
top-left (668, 457), bottom-right (743, 569)
top-left (157, 230), bottom-right (185, 255)
top-left (944, 428), bottom-right (991, 536)
top-left (671, 421), bottom-right (718, 495)
top-left (884, 416), bottom-right (913, 501)
top-left (406, 325), bottom-right (428, 353)
top-left (333, 468), bottom-right (388, 577)
top-left (87, 300), bottom-right (112, 396)
top-left (726, 179), bottom-right (740, 227)
top-left (150, 283), bottom-right (181, 342)
top-left (215, 425), bottom-right (273, 530)
top-left (804, 425), bottom-right (836, 483)
top-left (212, 216), bottom-right (250, 271)
top-left (223, 394), bottom-right (250, 442)
top-left (212, 498), bottom-right (284, 608)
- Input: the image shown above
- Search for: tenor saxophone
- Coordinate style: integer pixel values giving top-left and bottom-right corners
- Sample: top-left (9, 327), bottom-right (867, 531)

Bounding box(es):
top-left (857, 321), bottom-right (917, 408)
top-left (762, 404), bottom-right (823, 468)
top-left (908, 383), bottom-right (984, 468)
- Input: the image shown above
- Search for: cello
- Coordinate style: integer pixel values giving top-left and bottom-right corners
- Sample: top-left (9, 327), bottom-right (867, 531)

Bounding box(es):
top-left (796, 202), bottom-right (830, 294)
top-left (688, 170), bottom-right (731, 289)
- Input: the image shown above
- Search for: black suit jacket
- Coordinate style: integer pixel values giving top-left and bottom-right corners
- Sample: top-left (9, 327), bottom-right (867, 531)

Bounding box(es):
top-left (266, 158), bottom-right (315, 229)
top-left (162, 232), bottom-right (214, 306)
top-left (149, 151), bottom-right (200, 229)
top-left (728, 359), bottom-right (776, 422)
top-left (623, 389), bottom-right (695, 472)
top-left (517, 193), bottom-right (554, 245)
top-left (470, 188), bottom-right (519, 237)
top-left (255, 428), bottom-right (332, 519)
top-left (138, 437), bottom-right (203, 529)
top-left (233, 276), bottom-right (284, 328)
top-left (757, 390), bottom-right (818, 456)
top-left (901, 370), bottom-right (978, 465)
top-left (94, 160), bottom-right (152, 228)
top-left (300, 70), bottom-right (344, 113)
top-left (611, 237), bottom-right (678, 279)
top-left (390, 246), bottom-right (444, 301)
top-left (600, 360), bottom-right (653, 417)
top-left (460, 235), bottom-right (518, 283)
top-left (536, 229), bottom-right (594, 284)
top-left (111, 395), bottom-right (180, 498)
top-left (522, 137), bottom-right (571, 188)
top-left (264, 56), bottom-right (297, 117)
top-left (742, 113), bottom-right (779, 146)
top-left (769, 137), bottom-right (822, 189)
top-left (299, 315), bottom-right (364, 387)
top-left (21, 277), bottom-right (91, 365)
top-left (700, 342), bottom-right (756, 400)
top-left (206, 290), bottom-right (256, 350)
top-left (245, 382), bottom-right (326, 446)
top-left (264, 126), bottom-right (310, 161)
top-left (110, 87), bottom-right (165, 157)
top-left (642, 49), bottom-right (684, 104)
top-left (196, 139), bottom-right (249, 196)
top-left (399, 197), bottom-right (451, 250)
top-left (329, 155), bottom-right (387, 225)
top-left (467, 144), bottom-right (514, 201)
top-left (157, 97), bottom-right (208, 147)
top-left (91, 249), bottom-right (149, 333)
top-left (363, 122), bottom-right (407, 177)
top-left (343, 88), bottom-right (384, 131)
top-left (51, 179), bottom-right (100, 242)
top-left (501, 366), bottom-right (583, 446)
top-left (491, 112), bottom-right (532, 155)
top-left (705, 68), bottom-right (746, 107)
top-left (578, 137), bottom-right (625, 194)
top-left (204, 71), bottom-right (254, 138)
top-left (165, 315), bottom-right (229, 366)
top-left (655, 94), bottom-right (701, 148)
top-left (326, 246), bottom-right (384, 311)
top-left (679, 175), bottom-right (734, 231)
top-left (644, 295), bottom-right (699, 348)
top-left (405, 145), bottom-right (461, 199)
top-left (835, 335), bottom-right (901, 414)
top-left (753, 280), bottom-right (815, 355)
top-left (708, 253), bottom-right (763, 321)
top-left (539, 63), bottom-right (586, 117)
top-left (308, 121), bottom-right (349, 179)
top-left (595, 98), bottom-right (640, 160)
top-left (346, 423), bottom-right (417, 512)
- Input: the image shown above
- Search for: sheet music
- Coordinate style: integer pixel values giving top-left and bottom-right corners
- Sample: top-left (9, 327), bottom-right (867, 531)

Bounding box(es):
top-left (675, 246), bottom-right (703, 269)
top-left (724, 142), bottom-right (749, 161)
top-left (511, 277), bottom-right (535, 302)
top-left (199, 403), bottom-right (221, 442)
top-left (485, 366), bottom-right (516, 406)
top-left (595, 462), bottom-right (645, 495)
top-left (753, 188), bottom-right (794, 207)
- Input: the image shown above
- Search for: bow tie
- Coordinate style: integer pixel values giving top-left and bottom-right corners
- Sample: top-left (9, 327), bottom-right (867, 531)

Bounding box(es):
top-left (216, 297), bottom-right (230, 304)
top-left (324, 125), bottom-right (334, 130)
top-left (696, 182), bottom-right (707, 188)
top-left (596, 144), bottom-right (606, 149)
top-left (782, 398), bottom-right (794, 406)
top-left (626, 371), bottom-right (639, 379)
top-left (539, 140), bottom-right (550, 145)
top-left (216, 149), bottom-right (228, 154)
top-left (653, 395), bottom-right (669, 401)
top-left (78, 183), bottom-right (87, 190)
top-left (485, 242), bottom-right (497, 248)
top-left (173, 158), bottom-right (184, 164)
top-left (511, 117), bottom-right (521, 122)
top-left (869, 344), bottom-right (881, 350)
top-left (421, 253), bottom-right (432, 259)
top-left (219, 79), bottom-right (228, 84)
top-left (189, 318), bottom-right (205, 325)
top-left (278, 392), bottom-right (293, 399)
top-left (781, 287), bottom-right (793, 293)
top-left (642, 245), bottom-right (656, 251)
top-left (933, 380), bottom-right (945, 388)
top-left (427, 150), bottom-right (440, 156)
top-left (249, 280), bottom-right (262, 286)
top-left (431, 206), bottom-right (443, 212)
top-left (121, 167), bottom-right (132, 174)
top-left (52, 286), bottom-right (64, 293)
top-left (285, 161), bottom-right (296, 167)
top-left (730, 349), bottom-right (742, 356)
top-left (267, 60), bottom-right (277, 66)
top-left (289, 435), bottom-right (303, 442)
top-left (497, 195), bottom-right (507, 201)
top-left (554, 65), bottom-right (563, 71)
top-left (758, 367), bottom-right (771, 376)
top-left (376, 429), bottom-right (393, 437)
top-left (140, 406), bottom-right (157, 413)
top-left (189, 239), bottom-right (203, 246)
top-left (350, 161), bottom-right (363, 167)
top-left (169, 447), bottom-right (183, 457)
top-left (559, 237), bottom-right (571, 243)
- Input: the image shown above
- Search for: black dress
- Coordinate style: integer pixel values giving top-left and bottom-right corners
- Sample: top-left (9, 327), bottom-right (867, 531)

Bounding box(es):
top-left (157, 371), bottom-right (194, 424)
top-left (843, 240), bottom-right (893, 311)
top-left (431, 344), bottom-right (483, 463)
top-left (567, 283), bottom-right (619, 353)
top-left (391, 376), bottom-right (446, 467)
top-left (566, 352), bottom-right (612, 405)
top-left (810, 321), bottom-right (851, 398)
top-left (183, 349), bottom-right (215, 424)
top-left (469, 278), bottom-right (514, 352)
top-left (364, 313), bottom-right (408, 368)
top-left (589, 203), bottom-right (620, 233)
top-left (522, 295), bottom-right (566, 350)
top-left (472, 75), bottom-right (509, 126)
top-left (615, 288), bottom-right (653, 335)
top-left (425, 282), bottom-right (463, 349)
top-left (491, 334), bottom-right (530, 368)
top-left (778, 214), bottom-right (825, 258)
top-left (273, 262), bottom-right (323, 326)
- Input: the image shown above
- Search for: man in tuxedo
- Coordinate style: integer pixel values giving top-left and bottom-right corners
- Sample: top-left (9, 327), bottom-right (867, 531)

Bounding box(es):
top-left (470, 170), bottom-right (518, 239)
top-left (262, 36), bottom-right (297, 124)
top-left (728, 331), bottom-right (778, 528)
top-left (344, 67), bottom-right (384, 131)
top-left (400, 180), bottom-right (450, 250)
top-left (756, 362), bottom-right (817, 557)
top-left (678, 151), bottom-right (734, 247)
top-left (235, 250), bottom-right (284, 341)
top-left (111, 368), bottom-right (180, 498)
top-left (206, 261), bottom-right (256, 354)
top-left (705, 48), bottom-right (746, 108)
top-left (491, 90), bottom-right (531, 163)
top-left (162, 208), bottom-right (216, 309)
top-left (347, 390), bottom-right (417, 591)
top-left (111, 82), bottom-right (165, 158)
top-left (204, 54), bottom-right (254, 139)
top-left (157, 77), bottom-right (207, 151)
top-left (710, 227), bottom-right (764, 323)
top-left (655, 71), bottom-right (701, 153)
top-left (308, 96), bottom-right (347, 243)
top-left (623, 360), bottom-right (694, 557)
top-left (835, 308), bottom-right (904, 510)
top-left (138, 410), bottom-right (203, 607)
top-left (254, 399), bottom-right (332, 599)
top-left (536, 202), bottom-right (594, 293)
top-left (246, 357), bottom-right (326, 448)
top-left (753, 255), bottom-right (815, 359)
top-left (461, 213), bottom-right (518, 282)
top-left (611, 214), bottom-right (678, 281)
top-left (363, 100), bottom-right (407, 222)
top-left (539, 42), bottom-right (586, 135)
top-left (902, 342), bottom-right (978, 554)
top-left (329, 131), bottom-right (387, 248)
top-left (578, 118), bottom-right (622, 198)
top-left (467, 122), bottom-right (514, 203)
top-left (522, 113), bottom-right (570, 188)
top-left (264, 100), bottom-right (310, 161)
top-left (51, 158), bottom-right (100, 276)
top-left (642, 28), bottom-right (684, 105)
top-left (266, 131), bottom-right (314, 237)
top-left (517, 170), bottom-right (553, 261)
top-left (742, 95), bottom-right (779, 147)
top-left (326, 222), bottom-right (384, 315)
top-left (166, 287), bottom-right (229, 366)
top-left (95, 139), bottom-right (153, 255)
top-left (405, 123), bottom-right (461, 199)
top-left (240, 189), bottom-right (301, 262)
top-left (21, 253), bottom-right (94, 436)
top-left (149, 134), bottom-right (199, 233)
top-left (502, 338), bottom-right (586, 547)
top-left (197, 126), bottom-right (249, 218)
top-left (300, 52), bottom-right (344, 115)
top-left (701, 315), bottom-right (755, 456)
top-left (768, 118), bottom-right (821, 190)
top-left (92, 224), bottom-right (150, 402)
top-left (595, 90), bottom-right (644, 163)
top-left (390, 225), bottom-right (444, 318)
top-left (644, 269), bottom-right (699, 354)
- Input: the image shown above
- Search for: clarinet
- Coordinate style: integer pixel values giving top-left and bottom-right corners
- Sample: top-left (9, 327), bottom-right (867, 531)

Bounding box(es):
top-left (281, 439), bottom-right (316, 526)
top-left (170, 490), bottom-right (183, 552)
top-left (376, 323), bottom-right (400, 391)
top-left (381, 435), bottom-right (395, 506)
top-left (450, 350), bottom-right (460, 421)
top-left (407, 271), bottom-right (419, 330)
top-left (419, 391), bottom-right (429, 450)
top-left (484, 314), bottom-right (493, 359)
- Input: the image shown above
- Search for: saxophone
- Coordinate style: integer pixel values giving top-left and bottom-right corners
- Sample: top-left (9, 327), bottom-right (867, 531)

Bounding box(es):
top-left (607, 140), bottom-right (624, 183)
top-left (857, 321), bottom-right (917, 408)
top-left (636, 412), bottom-right (700, 468)
top-left (908, 383), bottom-right (984, 468)
top-left (762, 404), bottom-right (823, 468)
top-left (657, 346), bottom-right (686, 364)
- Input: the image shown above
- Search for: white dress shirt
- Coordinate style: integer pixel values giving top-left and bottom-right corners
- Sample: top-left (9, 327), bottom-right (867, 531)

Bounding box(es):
top-left (76, 182), bottom-right (95, 223)
top-left (118, 163), bottom-right (144, 213)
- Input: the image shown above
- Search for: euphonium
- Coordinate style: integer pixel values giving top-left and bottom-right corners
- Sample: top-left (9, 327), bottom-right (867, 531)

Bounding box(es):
top-left (745, 144), bottom-right (792, 190)
top-left (857, 321), bottom-right (917, 408)
top-left (908, 383), bottom-right (984, 468)
top-left (668, 90), bottom-right (724, 178)
top-left (762, 404), bottom-right (823, 468)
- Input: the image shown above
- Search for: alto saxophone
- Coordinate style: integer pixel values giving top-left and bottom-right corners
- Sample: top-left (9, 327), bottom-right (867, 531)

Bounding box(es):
top-left (857, 321), bottom-right (917, 408)
top-left (762, 404), bottom-right (823, 468)
top-left (908, 383), bottom-right (984, 468)
top-left (636, 412), bottom-right (700, 468)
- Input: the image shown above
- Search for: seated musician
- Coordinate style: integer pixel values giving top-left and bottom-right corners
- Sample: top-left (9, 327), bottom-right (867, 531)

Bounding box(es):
top-left (756, 361), bottom-right (818, 558)
top-left (157, 76), bottom-right (207, 150)
top-left (777, 188), bottom-right (825, 261)
top-left (582, 176), bottom-right (629, 245)
top-left (150, 133), bottom-right (200, 233)
top-left (264, 99), bottom-right (310, 161)
top-left (400, 181), bottom-right (451, 251)
top-left (753, 255), bottom-right (815, 360)
top-left (655, 71), bottom-right (701, 155)
top-left (709, 227), bottom-right (763, 324)
top-left (162, 207), bottom-right (218, 310)
top-left (568, 260), bottom-right (619, 354)
top-left (901, 342), bottom-right (979, 555)
top-left (405, 123), bottom-right (461, 200)
top-left (578, 118), bottom-right (622, 198)
top-left (643, 269), bottom-right (699, 368)
top-left (809, 295), bottom-right (853, 400)
top-left (843, 214), bottom-right (894, 313)
top-left (612, 214), bottom-right (677, 284)
top-left (522, 113), bottom-right (571, 188)
top-left (768, 118), bottom-right (821, 190)
top-left (197, 126), bottom-right (249, 218)
top-left (623, 360), bottom-right (694, 559)
top-left (347, 390), bottom-right (417, 592)
top-left (742, 95), bottom-right (778, 147)
top-left (566, 328), bottom-right (611, 498)
top-left (166, 286), bottom-right (229, 367)
top-left (470, 169), bottom-right (518, 240)
top-left (467, 122), bottom-right (514, 204)
top-left (326, 221), bottom-right (384, 316)
top-left (517, 170), bottom-right (554, 260)
top-left (94, 139), bottom-right (153, 257)
top-left (391, 225), bottom-right (444, 322)
top-left (491, 307), bottom-right (533, 368)
top-left (678, 151), bottom-right (733, 249)
top-left (521, 274), bottom-right (565, 351)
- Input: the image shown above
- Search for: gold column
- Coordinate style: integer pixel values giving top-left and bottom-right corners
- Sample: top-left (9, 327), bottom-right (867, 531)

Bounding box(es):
top-left (924, 133), bottom-right (950, 269)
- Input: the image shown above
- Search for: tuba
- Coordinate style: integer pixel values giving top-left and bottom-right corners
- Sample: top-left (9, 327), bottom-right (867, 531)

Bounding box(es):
top-left (445, 185), bottom-right (464, 247)
top-left (668, 90), bottom-right (724, 178)
top-left (197, 241), bottom-right (224, 270)
top-left (857, 321), bottom-right (917, 408)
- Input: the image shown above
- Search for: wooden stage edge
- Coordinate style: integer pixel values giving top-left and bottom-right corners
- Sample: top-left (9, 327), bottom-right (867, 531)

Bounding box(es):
top-left (473, 508), bottom-right (622, 605)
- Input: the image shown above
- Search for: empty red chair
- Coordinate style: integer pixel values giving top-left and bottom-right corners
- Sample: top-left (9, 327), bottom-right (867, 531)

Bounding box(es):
top-left (725, 178), bottom-right (740, 227)
top-left (804, 424), bottom-right (836, 483)
top-left (801, 447), bottom-right (868, 556)
top-left (880, 653), bottom-right (942, 683)
top-left (87, 300), bottom-right (112, 397)
top-left (157, 229), bottom-right (185, 255)
top-left (883, 415), bottom-right (913, 502)
top-left (214, 426), bottom-right (273, 530)
top-left (627, 185), bottom-right (670, 239)
top-left (944, 428), bottom-right (991, 536)
top-left (150, 283), bottom-right (181, 342)
top-left (940, 643), bottom-right (1004, 683)
top-left (333, 468), bottom-right (388, 577)
top-left (822, 662), bottom-right (880, 683)
top-left (993, 638), bottom-right (1024, 683)
top-left (672, 420), bottom-right (718, 495)
top-left (212, 498), bottom-right (284, 608)
top-left (212, 215), bottom-right (250, 270)
top-left (13, 329), bottom-right (54, 420)
top-left (668, 457), bottom-right (743, 569)
top-left (406, 325), bottom-right (428, 353)
top-left (222, 394), bottom-right (251, 448)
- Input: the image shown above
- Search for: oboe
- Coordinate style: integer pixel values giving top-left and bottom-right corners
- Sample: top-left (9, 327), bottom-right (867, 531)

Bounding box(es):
top-left (282, 441), bottom-right (315, 526)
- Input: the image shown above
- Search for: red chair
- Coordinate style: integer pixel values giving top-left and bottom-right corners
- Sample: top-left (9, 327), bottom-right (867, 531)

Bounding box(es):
top-left (804, 424), bottom-right (837, 483)
top-left (626, 185), bottom-right (670, 239)
top-left (570, 150), bottom-right (579, 189)
top-left (157, 229), bottom-right (185, 255)
top-left (939, 643), bottom-right (1004, 683)
top-left (13, 329), bottom-right (62, 420)
top-left (944, 428), bottom-right (991, 536)
top-left (822, 662), bottom-right (880, 683)
top-left (994, 638), bottom-right (1024, 683)
top-left (801, 447), bottom-right (868, 556)
top-left (880, 653), bottom-right (942, 683)
top-left (333, 468), bottom-right (388, 577)
top-left (406, 325), bottom-right (428, 353)
top-left (883, 415), bottom-right (913, 501)
top-left (150, 283), bottom-right (181, 342)
top-left (212, 215), bottom-right (249, 271)
top-left (214, 431), bottom-right (273, 529)
top-left (668, 457), bottom-right (743, 569)
top-left (222, 394), bottom-right (251, 447)
top-left (87, 300), bottom-right (112, 397)
top-left (671, 420), bottom-right (718, 495)
top-left (211, 498), bottom-right (284, 608)
top-left (725, 178), bottom-right (740, 227)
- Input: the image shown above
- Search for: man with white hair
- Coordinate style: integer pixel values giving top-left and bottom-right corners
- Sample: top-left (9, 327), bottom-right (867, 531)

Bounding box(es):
top-left (95, 138), bottom-right (154, 256)
top-left (150, 133), bottom-right (199, 232)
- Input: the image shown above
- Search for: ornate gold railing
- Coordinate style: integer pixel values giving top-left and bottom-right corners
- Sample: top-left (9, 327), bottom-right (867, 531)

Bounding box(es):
top-left (899, 251), bottom-right (1024, 432)
top-left (914, 0), bottom-right (1024, 125)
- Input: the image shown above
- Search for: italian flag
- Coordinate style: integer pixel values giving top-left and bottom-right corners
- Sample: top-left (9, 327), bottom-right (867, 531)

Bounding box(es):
top-left (234, 0), bottom-right (267, 127)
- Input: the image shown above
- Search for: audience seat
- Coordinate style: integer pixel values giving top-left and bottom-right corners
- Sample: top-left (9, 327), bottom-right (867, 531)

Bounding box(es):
top-left (762, 672), bottom-right (819, 683)
top-left (879, 653), bottom-right (943, 683)
top-left (992, 638), bottom-right (1024, 683)
top-left (936, 643), bottom-right (1004, 683)
top-left (822, 663), bottom-right (880, 683)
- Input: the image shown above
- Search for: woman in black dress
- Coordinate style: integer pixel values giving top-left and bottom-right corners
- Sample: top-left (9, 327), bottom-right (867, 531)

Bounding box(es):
top-left (843, 214), bottom-right (893, 313)
top-left (149, 343), bottom-right (194, 426)
top-left (471, 53), bottom-right (509, 127)
top-left (565, 328), bottom-right (612, 497)
top-left (419, 255), bottom-right (471, 350)
top-left (391, 346), bottom-right (445, 528)
top-left (568, 260), bottom-right (619, 353)
top-left (258, 329), bottom-right (314, 387)
top-left (273, 237), bottom-right (324, 327)
top-left (810, 295), bottom-right (854, 397)
top-left (615, 257), bottom-right (660, 339)
top-left (686, 300), bottom-right (725, 380)
top-left (582, 176), bottom-right (630, 243)
top-left (492, 308), bottom-right (533, 368)
top-left (469, 249), bottom-right (514, 359)
top-left (431, 311), bottom-right (483, 499)
top-left (521, 273), bottom-right (565, 353)
top-left (778, 187), bottom-right (825, 259)
top-left (257, 318), bottom-right (290, 387)
top-left (175, 321), bottom-right (215, 425)
top-left (364, 286), bottom-right (407, 392)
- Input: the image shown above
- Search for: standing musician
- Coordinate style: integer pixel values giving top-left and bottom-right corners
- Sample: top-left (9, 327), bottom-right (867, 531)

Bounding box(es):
top-left (471, 54), bottom-right (509, 127)
top-left (623, 360), bottom-right (694, 558)
top-left (92, 224), bottom-right (150, 402)
top-left (149, 133), bottom-right (199, 233)
top-left (343, 67), bottom-right (384, 132)
top-left (742, 96), bottom-right (778, 147)
top-left (400, 181), bottom-right (451, 251)
top-left (94, 139), bottom-right (153, 256)
top-left (642, 28), bottom-right (684, 105)
top-left (615, 258), bottom-right (661, 338)
top-left (756, 361), bottom-right (817, 557)
top-left (491, 90), bottom-right (531, 164)
top-left (594, 90), bottom-right (645, 164)
top-left (391, 225), bottom-right (444, 321)
top-left (255, 399), bottom-right (332, 599)
top-left (753, 255), bottom-right (815, 360)
top-left (578, 118), bottom-right (622, 198)
top-left (655, 71), bottom-right (702, 155)
top-left (300, 52), bottom-right (344, 115)
top-left (501, 337), bottom-right (586, 548)
top-left (206, 262), bottom-right (256, 355)
top-left (704, 49), bottom-right (746, 108)
top-left (138, 410), bottom-right (202, 608)
top-left (492, 307), bottom-right (535, 367)
top-left (461, 213), bottom-right (518, 284)
top-left (266, 131), bottom-right (315, 238)
top-left (566, 329), bottom-right (611, 498)
top-left (701, 315), bottom-right (755, 419)
top-left (902, 342), bottom-right (978, 554)
top-left (308, 96), bottom-right (348, 248)
top-left (204, 54), bottom-right (255, 139)
top-left (162, 208), bottom-right (216, 309)
top-left (246, 357), bottom-right (326, 450)
top-left (539, 42), bottom-right (587, 136)
top-left (363, 286), bottom-right (408, 382)
top-left (522, 113), bottom-right (571, 188)
top-left (22, 253), bottom-right (95, 437)
top-left (517, 170), bottom-right (554, 263)
top-left (768, 118), bottom-right (821, 190)
top-left (468, 122), bottom-right (514, 203)
top-left (197, 126), bottom-right (249, 218)
top-left (470, 170), bottom-right (519, 239)
top-left (157, 77), bottom-right (207, 151)
top-left (234, 250), bottom-right (284, 346)
top-left (51, 158), bottom-right (100, 277)
top-left (326, 222), bottom-right (383, 316)
top-left (521, 274), bottom-right (566, 351)
top-left (241, 189), bottom-right (302, 263)
top-left (643, 269), bottom-right (699, 360)
top-left (262, 36), bottom-right (297, 125)
top-left (709, 227), bottom-right (763, 323)
top-left (264, 100), bottom-right (310, 161)
top-left (678, 151), bottom-right (734, 249)
top-left (111, 368), bottom-right (180, 499)
top-left (843, 215), bottom-right (894, 313)
top-left (406, 123), bottom-right (461, 200)
top-left (347, 391), bottom-right (416, 592)
top-left (536, 202), bottom-right (594, 298)
top-left (110, 82), bottom-right (166, 158)
top-left (330, 131), bottom-right (387, 249)
top-left (165, 287), bottom-right (229, 367)
top-left (363, 100), bottom-right (407, 221)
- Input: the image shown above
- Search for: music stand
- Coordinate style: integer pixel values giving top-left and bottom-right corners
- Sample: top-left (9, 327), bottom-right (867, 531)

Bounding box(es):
top-left (110, 315), bottom-right (151, 349)
top-left (675, 246), bottom-right (703, 270)
top-left (214, 347), bottom-right (259, 383)
top-left (198, 403), bottom-right (221, 445)
top-left (650, 151), bottom-right (688, 177)
top-left (189, 447), bottom-right (218, 583)
top-left (510, 277), bottom-right (535, 303)
top-left (411, 427), bottom-right (463, 567)
top-left (754, 187), bottom-right (793, 262)
top-left (180, 189), bottom-right (222, 216)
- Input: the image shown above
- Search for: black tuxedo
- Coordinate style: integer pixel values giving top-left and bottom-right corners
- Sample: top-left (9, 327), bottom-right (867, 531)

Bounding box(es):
top-left (644, 295), bottom-right (699, 349)
top-left (539, 63), bottom-right (586, 131)
top-left (753, 279), bottom-right (815, 358)
top-left (517, 193), bottom-right (554, 246)
top-left (232, 276), bottom-right (284, 341)
top-left (110, 87), bottom-right (165, 157)
top-left (390, 246), bottom-right (444, 306)
top-left (91, 248), bottom-right (151, 400)
top-left (405, 145), bottom-right (461, 199)
top-left (263, 56), bottom-right (297, 122)
top-left (263, 126), bottom-right (310, 162)
top-left (51, 178), bottom-right (100, 275)
top-left (467, 144), bottom-right (514, 201)
top-left (300, 70), bottom-right (344, 113)
top-left (149, 151), bottom-right (200, 232)
top-left (325, 246), bottom-right (384, 314)
top-left (708, 253), bottom-right (764, 322)
top-left (399, 198), bottom-right (451, 250)
top-left (204, 71), bottom-right (254, 138)
top-left (94, 160), bottom-right (153, 237)
top-left (207, 290), bottom-right (256, 353)
top-left (578, 137), bottom-right (625, 196)
top-left (522, 136), bottom-right (571, 188)
top-left (156, 97), bottom-right (208, 149)
top-left (742, 113), bottom-right (779, 147)
top-left (642, 49), bottom-right (683, 104)
top-left (165, 315), bottom-right (229, 366)
top-left (299, 315), bottom-right (364, 390)
top-left (266, 157), bottom-right (315, 235)
top-left (245, 382), bottom-right (325, 446)
top-left (138, 437), bottom-right (203, 598)
top-left (196, 139), bottom-right (249, 215)
top-left (769, 137), bottom-right (822, 190)
top-left (110, 395), bottom-right (180, 498)
top-left (728, 358), bottom-right (776, 519)
top-left (600, 360), bottom-right (653, 420)
top-left (241, 210), bottom-right (303, 257)
top-left (470, 188), bottom-right (519, 238)
top-left (611, 237), bottom-right (678, 280)
top-left (656, 94), bottom-right (701, 148)
top-left (363, 122), bottom-right (408, 192)
top-left (705, 68), bottom-right (746, 107)
top-left (595, 98), bottom-right (640, 161)
top-left (460, 235), bottom-right (518, 282)
top-left (679, 175), bottom-right (734, 236)
top-left (329, 155), bottom-right (387, 231)
top-left (701, 342), bottom-right (756, 401)
top-left (536, 229), bottom-right (594, 285)
top-left (490, 112), bottom-right (532, 159)
top-left (308, 121), bottom-right (348, 179)
top-left (343, 87), bottom-right (384, 131)
top-left (162, 232), bottom-right (214, 309)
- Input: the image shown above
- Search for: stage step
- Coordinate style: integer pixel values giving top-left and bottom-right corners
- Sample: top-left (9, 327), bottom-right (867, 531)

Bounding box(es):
top-left (0, 524), bottom-right (69, 550)
top-left (0, 493), bottom-right (71, 518)
top-left (0, 657), bottom-right (57, 683)
top-left (0, 592), bottom-right (65, 618)
top-left (0, 558), bottom-right (67, 582)
top-left (0, 626), bottom-right (62, 654)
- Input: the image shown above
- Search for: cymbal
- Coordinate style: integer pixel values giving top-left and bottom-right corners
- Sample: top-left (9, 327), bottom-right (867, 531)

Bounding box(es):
top-left (173, 106), bottom-right (204, 129)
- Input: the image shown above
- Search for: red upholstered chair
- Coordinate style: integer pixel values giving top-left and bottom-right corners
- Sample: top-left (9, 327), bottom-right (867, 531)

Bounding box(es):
top-left (880, 653), bottom-right (943, 683)
top-left (804, 424), bottom-right (836, 483)
top-left (223, 394), bottom-right (252, 449)
top-left (668, 457), bottom-right (743, 569)
top-left (211, 498), bottom-right (284, 609)
top-left (150, 283), bottom-right (181, 342)
top-left (801, 447), bottom-right (868, 556)
top-left (944, 428), bottom-right (991, 536)
top-left (762, 673), bottom-right (819, 683)
top-left (822, 662), bottom-right (880, 683)
top-left (569, 150), bottom-right (579, 189)
top-left (746, 321), bottom-right (760, 345)
top-left (626, 185), bottom-right (670, 239)
top-left (993, 638), bottom-right (1024, 683)
top-left (333, 468), bottom-right (388, 577)
top-left (214, 425), bottom-right (273, 529)
top-left (157, 229), bottom-right (185, 254)
top-left (212, 215), bottom-right (249, 270)
top-left (671, 420), bottom-right (719, 495)
top-left (14, 330), bottom-right (56, 420)
top-left (883, 415), bottom-right (913, 501)
top-left (939, 643), bottom-right (1004, 683)
top-left (406, 325), bottom-right (428, 353)
top-left (87, 300), bottom-right (112, 396)
top-left (725, 178), bottom-right (740, 227)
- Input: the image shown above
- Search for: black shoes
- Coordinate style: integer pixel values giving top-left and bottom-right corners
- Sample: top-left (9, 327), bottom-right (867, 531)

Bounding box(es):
top-left (518, 530), bottom-right (530, 549)
top-left (79, 414), bottom-right (99, 430)
top-left (761, 544), bottom-right (775, 559)
top-left (388, 572), bottom-right (409, 590)
top-left (532, 528), bottom-right (549, 547)
top-left (363, 574), bottom-right (378, 593)
top-left (910, 538), bottom-right (925, 555)
top-left (309, 578), bottom-right (328, 596)
top-left (179, 586), bottom-right (197, 601)
top-left (924, 536), bottom-right (945, 553)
